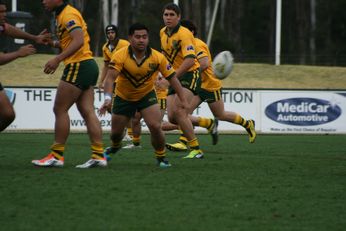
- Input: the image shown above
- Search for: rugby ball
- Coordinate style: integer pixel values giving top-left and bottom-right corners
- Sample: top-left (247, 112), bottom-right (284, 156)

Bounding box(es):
top-left (212, 51), bottom-right (234, 79)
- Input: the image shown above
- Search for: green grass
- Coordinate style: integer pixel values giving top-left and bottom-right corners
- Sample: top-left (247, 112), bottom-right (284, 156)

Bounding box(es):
top-left (0, 133), bottom-right (345, 230)
top-left (1, 54), bottom-right (346, 89)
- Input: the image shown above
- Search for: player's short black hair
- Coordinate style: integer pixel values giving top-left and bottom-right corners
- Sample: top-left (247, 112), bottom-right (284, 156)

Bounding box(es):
top-left (105, 24), bottom-right (118, 35)
top-left (162, 3), bottom-right (181, 16)
top-left (180, 19), bottom-right (197, 36)
top-left (0, 0), bottom-right (5, 5)
top-left (128, 23), bottom-right (149, 35)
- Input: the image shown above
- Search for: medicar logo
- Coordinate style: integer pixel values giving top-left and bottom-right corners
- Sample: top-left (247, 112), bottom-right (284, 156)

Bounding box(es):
top-left (265, 97), bottom-right (342, 126)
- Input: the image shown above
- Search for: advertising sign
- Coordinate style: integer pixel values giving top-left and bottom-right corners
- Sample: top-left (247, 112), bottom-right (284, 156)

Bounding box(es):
top-left (261, 91), bottom-right (346, 134)
top-left (4, 87), bottom-right (346, 134)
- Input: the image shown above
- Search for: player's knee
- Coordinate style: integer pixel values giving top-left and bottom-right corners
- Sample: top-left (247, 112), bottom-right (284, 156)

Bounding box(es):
top-left (147, 122), bottom-right (161, 133)
top-left (53, 104), bottom-right (66, 116)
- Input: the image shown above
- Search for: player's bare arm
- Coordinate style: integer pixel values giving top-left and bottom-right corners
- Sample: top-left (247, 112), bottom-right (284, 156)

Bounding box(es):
top-left (0, 44), bottom-right (36, 65)
top-left (44, 28), bottom-right (84, 74)
top-left (168, 76), bottom-right (189, 110)
top-left (99, 68), bottom-right (119, 115)
top-left (174, 57), bottom-right (195, 79)
top-left (198, 56), bottom-right (209, 71)
top-left (98, 61), bottom-right (110, 89)
top-left (5, 23), bottom-right (50, 45)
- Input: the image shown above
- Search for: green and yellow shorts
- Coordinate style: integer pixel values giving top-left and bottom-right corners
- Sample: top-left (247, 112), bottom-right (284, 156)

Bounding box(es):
top-left (61, 59), bottom-right (99, 90)
top-left (158, 98), bottom-right (167, 110)
top-left (199, 88), bottom-right (222, 103)
top-left (168, 69), bottom-right (201, 95)
top-left (112, 90), bottom-right (158, 117)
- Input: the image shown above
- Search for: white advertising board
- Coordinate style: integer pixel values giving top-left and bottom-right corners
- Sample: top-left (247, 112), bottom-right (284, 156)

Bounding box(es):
top-left (4, 88), bottom-right (259, 133)
top-left (3, 87), bottom-right (346, 134)
top-left (261, 91), bottom-right (346, 134)
top-left (5, 87), bottom-right (111, 130)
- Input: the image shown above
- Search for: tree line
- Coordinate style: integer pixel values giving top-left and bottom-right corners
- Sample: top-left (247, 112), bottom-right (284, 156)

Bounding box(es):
top-left (1, 0), bottom-right (346, 66)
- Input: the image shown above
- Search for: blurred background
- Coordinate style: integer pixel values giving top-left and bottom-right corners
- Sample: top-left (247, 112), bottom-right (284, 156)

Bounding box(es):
top-left (1, 0), bottom-right (346, 66)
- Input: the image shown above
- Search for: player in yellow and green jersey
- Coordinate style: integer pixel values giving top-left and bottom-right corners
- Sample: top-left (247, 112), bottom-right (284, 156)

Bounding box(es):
top-left (99, 23), bottom-right (188, 168)
top-left (98, 24), bottom-right (137, 144)
top-left (98, 24), bottom-right (129, 89)
top-left (160, 3), bottom-right (217, 159)
top-left (175, 19), bottom-right (256, 146)
top-left (32, 0), bottom-right (105, 168)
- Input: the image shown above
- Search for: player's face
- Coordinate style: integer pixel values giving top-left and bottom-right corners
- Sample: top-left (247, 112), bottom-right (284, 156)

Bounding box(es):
top-left (106, 31), bottom-right (116, 41)
top-left (41, 0), bottom-right (61, 12)
top-left (130, 29), bottom-right (149, 52)
top-left (163, 9), bottom-right (180, 29)
top-left (0, 5), bottom-right (7, 25)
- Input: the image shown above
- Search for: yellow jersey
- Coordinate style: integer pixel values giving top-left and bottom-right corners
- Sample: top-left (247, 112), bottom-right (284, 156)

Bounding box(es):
top-left (55, 4), bottom-right (93, 65)
top-left (109, 46), bottom-right (175, 101)
top-left (155, 85), bottom-right (168, 100)
top-left (160, 24), bottom-right (200, 72)
top-left (155, 89), bottom-right (168, 99)
top-left (195, 38), bottom-right (222, 91)
top-left (102, 39), bottom-right (129, 62)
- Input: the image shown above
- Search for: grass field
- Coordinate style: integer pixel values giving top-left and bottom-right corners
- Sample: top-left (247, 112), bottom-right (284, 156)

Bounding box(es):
top-left (0, 133), bottom-right (345, 231)
top-left (1, 54), bottom-right (346, 89)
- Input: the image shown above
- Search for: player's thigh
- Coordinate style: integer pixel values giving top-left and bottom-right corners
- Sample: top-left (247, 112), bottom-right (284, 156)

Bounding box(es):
top-left (140, 104), bottom-right (162, 130)
top-left (208, 99), bottom-right (226, 118)
top-left (136, 91), bottom-right (160, 129)
top-left (76, 86), bottom-right (95, 115)
top-left (189, 95), bottom-right (202, 114)
top-left (111, 113), bottom-right (130, 134)
top-left (54, 80), bottom-right (81, 113)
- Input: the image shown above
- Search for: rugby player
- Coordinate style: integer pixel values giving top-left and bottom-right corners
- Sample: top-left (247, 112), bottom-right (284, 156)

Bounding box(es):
top-left (160, 3), bottom-right (213, 159)
top-left (100, 23), bottom-right (188, 168)
top-left (32, 0), bottom-right (105, 168)
top-left (166, 19), bottom-right (256, 152)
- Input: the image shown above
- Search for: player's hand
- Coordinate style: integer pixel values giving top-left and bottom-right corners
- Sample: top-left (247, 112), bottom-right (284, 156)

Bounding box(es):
top-left (155, 74), bottom-right (169, 90)
top-left (35, 29), bottom-right (52, 45)
top-left (17, 44), bottom-right (36, 57)
top-left (44, 57), bottom-right (60, 74)
top-left (98, 99), bottom-right (112, 116)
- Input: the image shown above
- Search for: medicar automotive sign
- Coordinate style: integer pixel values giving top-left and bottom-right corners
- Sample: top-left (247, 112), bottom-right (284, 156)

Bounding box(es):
top-left (261, 91), bottom-right (346, 134)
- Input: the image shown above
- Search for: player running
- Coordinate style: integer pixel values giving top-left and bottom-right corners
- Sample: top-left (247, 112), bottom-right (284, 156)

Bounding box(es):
top-left (166, 20), bottom-right (256, 152)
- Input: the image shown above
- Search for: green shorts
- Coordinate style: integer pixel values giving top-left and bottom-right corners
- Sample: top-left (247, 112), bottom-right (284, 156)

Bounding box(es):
top-left (158, 98), bottom-right (167, 110)
top-left (112, 90), bottom-right (158, 117)
top-left (199, 88), bottom-right (222, 103)
top-left (61, 59), bottom-right (99, 90)
top-left (168, 69), bottom-right (201, 95)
